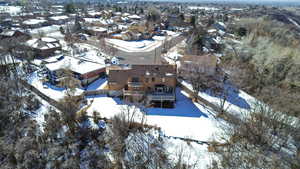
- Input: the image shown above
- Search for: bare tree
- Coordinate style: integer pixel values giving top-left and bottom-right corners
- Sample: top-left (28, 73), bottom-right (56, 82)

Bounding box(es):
top-left (98, 37), bottom-right (117, 58)
top-left (109, 105), bottom-right (146, 168)
top-left (210, 102), bottom-right (300, 169)
top-left (180, 55), bottom-right (221, 102)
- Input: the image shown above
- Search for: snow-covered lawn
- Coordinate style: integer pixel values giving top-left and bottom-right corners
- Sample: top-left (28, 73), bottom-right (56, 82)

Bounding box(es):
top-left (28, 73), bottom-right (224, 142)
top-left (166, 138), bottom-right (213, 169)
top-left (180, 80), bottom-right (256, 117)
top-left (86, 87), bottom-right (223, 142)
top-left (27, 72), bottom-right (73, 100)
top-left (28, 74), bottom-right (225, 168)
top-left (27, 72), bottom-right (107, 101)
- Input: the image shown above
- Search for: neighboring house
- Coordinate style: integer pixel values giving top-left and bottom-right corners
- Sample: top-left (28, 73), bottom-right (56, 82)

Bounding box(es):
top-left (128, 15), bottom-right (142, 21)
top-left (25, 37), bottom-right (62, 58)
top-left (0, 30), bottom-right (31, 40)
top-left (121, 30), bottom-right (142, 41)
top-left (49, 15), bottom-right (69, 25)
top-left (180, 54), bottom-right (218, 76)
top-left (213, 22), bottom-right (227, 32)
top-left (107, 64), bottom-right (177, 107)
top-left (45, 55), bottom-right (106, 86)
top-left (87, 11), bottom-right (102, 18)
top-left (22, 18), bottom-right (48, 28)
top-left (203, 35), bottom-right (222, 52)
top-left (0, 18), bottom-right (12, 28)
top-left (86, 26), bottom-right (108, 37)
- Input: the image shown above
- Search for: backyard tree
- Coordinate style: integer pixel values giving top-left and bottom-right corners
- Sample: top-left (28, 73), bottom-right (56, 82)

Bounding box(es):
top-left (209, 102), bottom-right (300, 169)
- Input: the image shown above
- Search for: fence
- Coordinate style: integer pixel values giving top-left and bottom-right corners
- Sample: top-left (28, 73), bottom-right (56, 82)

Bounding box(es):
top-left (83, 89), bottom-right (109, 96)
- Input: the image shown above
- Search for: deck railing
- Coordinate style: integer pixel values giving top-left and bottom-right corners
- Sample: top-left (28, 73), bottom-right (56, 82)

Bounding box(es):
top-left (147, 93), bottom-right (175, 101)
top-left (123, 89), bottom-right (145, 96)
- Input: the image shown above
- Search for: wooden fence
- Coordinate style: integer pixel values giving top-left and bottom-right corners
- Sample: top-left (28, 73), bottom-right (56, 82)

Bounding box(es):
top-left (83, 89), bottom-right (109, 96)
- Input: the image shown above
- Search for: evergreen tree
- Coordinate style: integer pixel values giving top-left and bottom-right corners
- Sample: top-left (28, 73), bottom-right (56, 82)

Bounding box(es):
top-left (64, 3), bottom-right (76, 14)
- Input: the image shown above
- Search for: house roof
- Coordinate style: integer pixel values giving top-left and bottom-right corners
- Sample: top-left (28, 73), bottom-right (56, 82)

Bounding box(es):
top-left (26, 37), bottom-right (60, 50)
top-left (88, 26), bottom-right (107, 32)
top-left (108, 64), bottom-right (176, 79)
top-left (45, 55), bottom-right (106, 75)
top-left (0, 30), bottom-right (15, 36)
top-left (49, 15), bottom-right (69, 21)
top-left (128, 15), bottom-right (141, 20)
top-left (23, 19), bottom-right (47, 25)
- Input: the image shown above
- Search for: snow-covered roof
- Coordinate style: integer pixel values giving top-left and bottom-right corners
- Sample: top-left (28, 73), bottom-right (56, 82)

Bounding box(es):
top-left (207, 29), bottom-right (217, 33)
top-left (88, 11), bottom-right (102, 16)
top-left (122, 13), bottom-right (130, 17)
top-left (100, 19), bottom-right (114, 25)
top-left (26, 37), bottom-right (60, 49)
top-left (30, 25), bottom-right (60, 35)
top-left (23, 19), bottom-right (47, 25)
top-left (49, 15), bottom-right (69, 21)
top-left (114, 12), bottom-right (122, 16)
top-left (0, 6), bottom-right (21, 15)
top-left (217, 22), bottom-right (226, 28)
top-left (83, 18), bottom-right (100, 23)
top-left (118, 25), bottom-right (128, 30)
top-left (88, 27), bottom-right (107, 32)
top-left (45, 56), bottom-right (105, 75)
top-left (128, 15), bottom-right (141, 20)
top-left (52, 5), bottom-right (64, 8)
top-left (0, 30), bottom-right (15, 36)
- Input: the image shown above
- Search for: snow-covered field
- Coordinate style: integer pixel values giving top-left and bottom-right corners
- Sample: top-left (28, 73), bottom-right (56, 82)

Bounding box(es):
top-left (180, 80), bottom-right (257, 117)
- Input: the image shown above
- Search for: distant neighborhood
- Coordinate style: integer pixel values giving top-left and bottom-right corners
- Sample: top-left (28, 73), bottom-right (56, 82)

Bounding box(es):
top-left (0, 0), bottom-right (243, 108)
top-left (1, 1), bottom-right (299, 169)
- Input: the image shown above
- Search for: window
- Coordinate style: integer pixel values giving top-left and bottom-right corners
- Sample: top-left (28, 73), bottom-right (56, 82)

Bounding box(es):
top-left (131, 77), bottom-right (139, 82)
top-left (152, 77), bottom-right (155, 82)
top-left (145, 78), bottom-right (149, 83)
top-left (162, 78), bottom-right (165, 82)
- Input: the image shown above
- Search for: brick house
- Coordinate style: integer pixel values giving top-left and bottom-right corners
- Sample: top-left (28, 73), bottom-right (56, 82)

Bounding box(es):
top-left (45, 56), bottom-right (106, 86)
top-left (0, 30), bottom-right (31, 41)
top-left (107, 64), bottom-right (177, 107)
top-left (180, 54), bottom-right (218, 76)
top-left (49, 15), bottom-right (69, 25)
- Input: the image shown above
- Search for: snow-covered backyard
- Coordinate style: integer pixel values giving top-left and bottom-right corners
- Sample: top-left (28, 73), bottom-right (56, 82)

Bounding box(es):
top-left (28, 73), bottom-right (224, 142)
